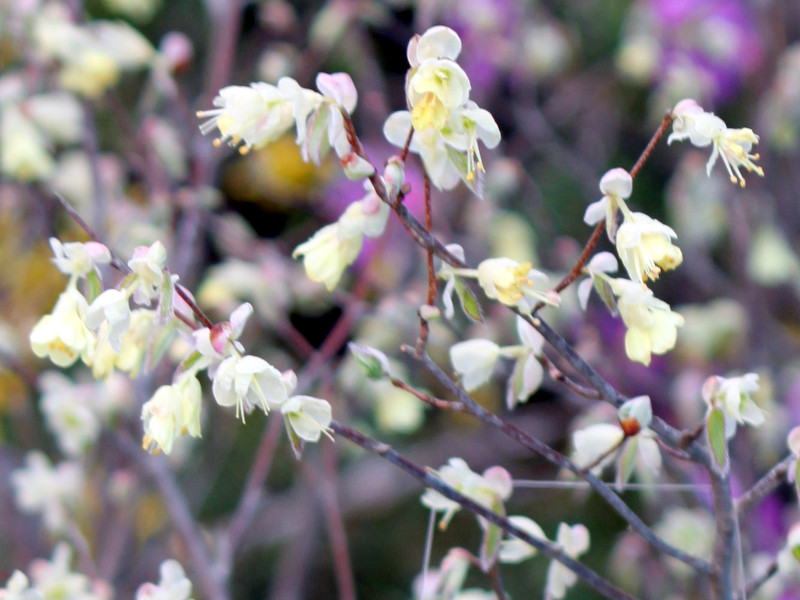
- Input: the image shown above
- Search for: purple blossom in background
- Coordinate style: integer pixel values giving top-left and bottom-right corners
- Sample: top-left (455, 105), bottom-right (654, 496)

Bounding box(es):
top-left (629, 0), bottom-right (763, 104)
top-left (438, 0), bottom-right (522, 101)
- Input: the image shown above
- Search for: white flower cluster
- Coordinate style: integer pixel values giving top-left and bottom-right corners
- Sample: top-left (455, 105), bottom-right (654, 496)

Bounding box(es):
top-left (0, 546), bottom-right (191, 600)
top-left (499, 520), bottom-right (590, 600)
top-left (702, 372), bottom-right (764, 439)
top-left (570, 396), bottom-right (662, 490)
top-left (0, 91), bottom-right (84, 183)
top-left (29, 238), bottom-right (332, 457)
top-left (421, 457), bottom-right (512, 529)
top-left (292, 179), bottom-right (390, 290)
top-left (419, 457), bottom-right (589, 600)
top-left (198, 72), bottom-right (357, 161)
top-left (579, 100), bottom-right (763, 365)
top-left (449, 316), bottom-right (545, 409)
top-left (581, 168), bottom-right (684, 365)
top-left (383, 26), bottom-right (501, 193)
top-left (669, 98), bottom-right (764, 188)
top-left (11, 452), bottom-right (83, 534)
top-left (135, 559), bottom-right (194, 600)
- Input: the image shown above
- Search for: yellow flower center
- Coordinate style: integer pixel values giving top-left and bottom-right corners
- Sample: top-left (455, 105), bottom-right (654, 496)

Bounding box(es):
top-left (411, 92), bottom-right (448, 132)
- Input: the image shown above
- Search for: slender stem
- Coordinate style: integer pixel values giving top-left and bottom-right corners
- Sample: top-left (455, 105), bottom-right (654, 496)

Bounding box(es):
top-left (390, 377), bottom-right (467, 412)
top-left (320, 441), bottom-right (357, 600)
top-left (411, 350), bottom-right (713, 574)
top-left (535, 111), bottom-right (675, 311)
top-left (736, 454), bottom-right (793, 516)
top-left (416, 174), bottom-right (435, 354)
top-left (329, 420), bottom-right (640, 600)
top-left (224, 416), bottom-right (284, 559)
top-left (629, 111), bottom-right (674, 179)
top-left (400, 125), bottom-right (414, 163)
top-left (527, 316), bottom-right (703, 458)
top-left (539, 354), bottom-right (601, 400)
top-left (738, 559), bottom-right (778, 599)
top-left (488, 563), bottom-right (508, 600)
top-left (51, 192), bottom-right (128, 273)
top-left (116, 432), bottom-right (228, 600)
top-left (709, 472), bottom-right (735, 600)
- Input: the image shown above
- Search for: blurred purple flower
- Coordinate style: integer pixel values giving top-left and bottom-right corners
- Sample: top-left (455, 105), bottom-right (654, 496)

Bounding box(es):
top-left (648, 0), bottom-right (763, 103)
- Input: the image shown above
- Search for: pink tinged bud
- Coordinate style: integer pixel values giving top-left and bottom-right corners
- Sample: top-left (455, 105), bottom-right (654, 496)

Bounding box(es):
top-left (158, 31), bottom-right (193, 73)
top-left (341, 152), bottom-right (375, 180)
top-left (208, 323), bottom-right (232, 355)
top-left (383, 157), bottom-right (405, 197)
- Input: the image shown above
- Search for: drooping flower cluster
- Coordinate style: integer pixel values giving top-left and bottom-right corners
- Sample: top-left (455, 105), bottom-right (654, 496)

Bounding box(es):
top-left (669, 98), bottom-right (764, 188)
top-left (383, 26), bottom-right (501, 193)
top-left (571, 396), bottom-right (662, 490)
top-left (421, 457), bottom-right (512, 530)
top-left (579, 102), bottom-right (761, 366)
top-left (29, 238), bottom-right (333, 456)
top-left (449, 316), bottom-right (545, 409)
top-left (497, 516), bottom-right (590, 600)
top-left (198, 72), bottom-right (357, 161)
top-left (292, 179), bottom-right (390, 290)
top-left (581, 167), bottom-right (685, 365)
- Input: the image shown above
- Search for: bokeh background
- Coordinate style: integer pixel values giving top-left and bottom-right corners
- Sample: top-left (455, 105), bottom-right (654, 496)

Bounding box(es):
top-left (4, 0), bottom-right (800, 598)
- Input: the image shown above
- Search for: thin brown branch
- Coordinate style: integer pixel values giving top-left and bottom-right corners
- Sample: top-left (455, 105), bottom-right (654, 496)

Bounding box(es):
top-left (410, 350), bottom-right (713, 574)
top-left (535, 111), bottom-right (675, 311)
top-left (735, 454), bottom-right (793, 516)
top-left (540, 353), bottom-right (601, 400)
top-left (330, 420), bottom-right (640, 600)
top-left (320, 440), bottom-right (356, 600)
top-left (416, 173), bottom-right (435, 355)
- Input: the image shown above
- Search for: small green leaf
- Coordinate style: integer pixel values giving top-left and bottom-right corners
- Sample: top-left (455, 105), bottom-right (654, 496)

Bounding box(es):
top-left (454, 278), bottom-right (484, 323)
top-left (615, 438), bottom-right (637, 491)
top-left (158, 272), bottom-right (173, 320)
top-left (594, 275), bottom-right (618, 315)
top-left (479, 500), bottom-right (504, 571)
top-left (85, 271), bottom-right (102, 303)
top-left (284, 415), bottom-right (305, 460)
top-left (445, 146), bottom-right (484, 198)
top-left (792, 545), bottom-right (800, 565)
top-left (173, 348), bottom-right (202, 381)
top-left (707, 408), bottom-right (728, 472)
top-left (794, 462), bottom-right (800, 503)
top-left (145, 323), bottom-right (177, 374)
top-left (348, 343), bottom-right (390, 379)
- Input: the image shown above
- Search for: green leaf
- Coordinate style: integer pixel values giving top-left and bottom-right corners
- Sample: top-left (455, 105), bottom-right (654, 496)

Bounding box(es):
top-left (85, 271), bottom-right (102, 304)
top-left (479, 500), bottom-right (503, 571)
top-left (145, 323), bottom-right (177, 374)
top-left (707, 408), bottom-right (728, 473)
top-left (794, 461), bottom-right (800, 503)
top-left (615, 438), bottom-right (637, 491)
top-left (348, 343), bottom-right (390, 379)
top-left (793, 545), bottom-right (800, 566)
top-left (158, 272), bottom-right (173, 320)
top-left (284, 415), bottom-right (305, 460)
top-left (445, 145), bottom-right (484, 198)
top-left (594, 275), bottom-right (618, 315)
top-left (173, 348), bottom-right (203, 381)
top-left (454, 278), bottom-right (484, 323)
